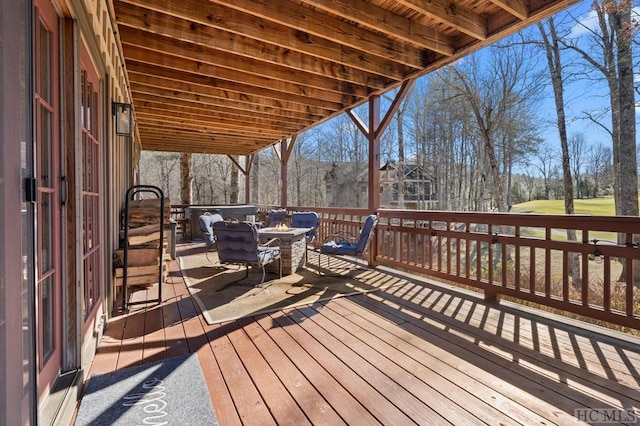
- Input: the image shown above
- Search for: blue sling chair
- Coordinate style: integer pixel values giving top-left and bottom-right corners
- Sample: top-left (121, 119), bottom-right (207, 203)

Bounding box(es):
top-left (266, 208), bottom-right (287, 228)
top-left (319, 214), bottom-right (378, 275)
top-left (291, 211), bottom-right (319, 265)
top-left (213, 220), bottom-right (282, 286)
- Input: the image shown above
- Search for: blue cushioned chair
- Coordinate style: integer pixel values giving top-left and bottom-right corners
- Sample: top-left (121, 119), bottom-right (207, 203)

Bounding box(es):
top-left (292, 211), bottom-right (319, 265)
top-left (319, 214), bottom-right (378, 274)
top-left (213, 220), bottom-right (282, 286)
top-left (291, 211), bottom-right (319, 244)
top-left (266, 208), bottom-right (287, 228)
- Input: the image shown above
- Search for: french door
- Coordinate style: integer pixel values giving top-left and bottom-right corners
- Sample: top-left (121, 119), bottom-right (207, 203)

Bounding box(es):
top-left (80, 44), bottom-right (103, 328)
top-left (34, 0), bottom-right (62, 399)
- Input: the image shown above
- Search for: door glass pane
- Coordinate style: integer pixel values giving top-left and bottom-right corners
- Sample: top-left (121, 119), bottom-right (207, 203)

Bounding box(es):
top-left (41, 274), bottom-right (54, 360)
top-left (40, 192), bottom-right (53, 273)
top-left (80, 72), bottom-right (85, 128)
top-left (82, 132), bottom-right (87, 190)
top-left (81, 50), bottom-right (102, 317)
top-left (38, 21), bottom-right (51, 103)
top-left (86, 136), bottom-right (91, 190)
top-left (84, 256), bottom-right (93, 314)
top-left (40, 106), bottom-right (51, 187)
top-left (93, 196), bottom-right (100, 246)
top-left (86, 81), bottom-right (91, 132)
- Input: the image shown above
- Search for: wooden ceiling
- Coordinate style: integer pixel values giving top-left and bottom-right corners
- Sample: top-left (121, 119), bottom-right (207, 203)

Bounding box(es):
top-left (113, 0), bottom-right (579, 155)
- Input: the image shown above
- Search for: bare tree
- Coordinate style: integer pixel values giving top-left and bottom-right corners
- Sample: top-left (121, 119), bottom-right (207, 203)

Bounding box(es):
top-left (568, 133), bottom-right (588, 198)
top-left (522, 167), bottom-right (538, 201)
top-left (140, 152), bottom-right (179, 200)
top-left (537, 18), bottom-right (581, 283)
top-left (532, 144), bottom-right (559, 199)
top-left (229, 155), bottom-right (239, 204)
top-left (564, 1), bottom-right (638, 210)
top-left (250, 154), bottom-right (260, 204)
top-left (447, 41), bottom-right (544, 212)
top-left (564, 0), bottom-right (638, 282)
top-left (586, 143), bottom-right (613, 197)
top-left (384, 86), bottom-right (414, 209)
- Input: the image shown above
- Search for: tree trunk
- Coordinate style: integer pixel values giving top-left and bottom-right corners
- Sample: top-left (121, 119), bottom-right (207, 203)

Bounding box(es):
top-left (611, 0), bottom-right (639, 282)
top-left (251, 154), bottom-right (260, 204)
top-left (230, 155), bottom-right (239, 203)
top-left (538, 20), bottom-right (579, 285)
top-left (179, 153), bottom-right (192, 205)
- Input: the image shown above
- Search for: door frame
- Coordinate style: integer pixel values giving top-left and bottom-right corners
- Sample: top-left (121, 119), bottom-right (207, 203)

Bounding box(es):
top-left (33, 0), bottom-right (62, 400)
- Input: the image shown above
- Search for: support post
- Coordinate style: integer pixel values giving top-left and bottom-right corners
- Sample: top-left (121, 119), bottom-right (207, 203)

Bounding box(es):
top-left (280, 139), bottom-right (288, 207)
top-left (484, 287), bottom-right (500, 302)
top-left (368, 96), bottom-right (381, 265)
top-left (279, 135), bottom-right (296, 207)
top-left (368, 95), bottom-right (381, 212)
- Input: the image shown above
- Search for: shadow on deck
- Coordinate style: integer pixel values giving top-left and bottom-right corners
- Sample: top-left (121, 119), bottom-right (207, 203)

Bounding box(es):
top-left (88, 242), bottom-right (640, 425)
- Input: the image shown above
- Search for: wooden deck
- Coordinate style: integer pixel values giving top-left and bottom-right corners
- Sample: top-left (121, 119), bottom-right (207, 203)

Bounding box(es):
top-left (88, 243), bottom-right (640, 425)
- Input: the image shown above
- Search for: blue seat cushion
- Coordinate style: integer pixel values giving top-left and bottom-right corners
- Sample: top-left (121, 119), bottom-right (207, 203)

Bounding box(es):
top-left (320, 241), bottom-right (357, 255)
top-left (257, 246), bottom-right (280, 265)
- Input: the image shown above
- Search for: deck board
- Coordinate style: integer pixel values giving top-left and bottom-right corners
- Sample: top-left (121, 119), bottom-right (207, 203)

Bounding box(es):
top-left (239, 317), bottom-right (346, 426)
top-left (227, 320), bottom-right (312, 426)
top-left (257, 314), bottom-right (382, 425)
top-left (312, 301), bottom-right (519, 425)
top-left (325, 298), bottom-right (549, 425)
top-left (85, 242), bottom-right (640, 425)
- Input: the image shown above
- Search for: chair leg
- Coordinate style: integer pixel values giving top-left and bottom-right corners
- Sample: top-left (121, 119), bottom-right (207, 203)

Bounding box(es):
top-left (259, 266), bottom-right (266, 286)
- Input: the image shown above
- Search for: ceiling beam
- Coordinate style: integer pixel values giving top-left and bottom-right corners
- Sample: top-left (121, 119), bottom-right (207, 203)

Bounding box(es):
top-left (118, 26), bottom-right (391, 95)
top-left (299, 0), bottom-right (454, 54)
top-left (129, 81), bottom-right (334, 118)
top-left (134, 107), bottom-right (303, 133)
top-left (126, 63), bottom-right (348, 111)
top-left (122, 44), bottom-right (366, 104)
top-left (489, 0), bottom-right (529, 20)
top-left (115, 0), bottom-right (427, 75)
top-left (203, 0), bottom-right (432, 67)
top-left (136, 117), bottom-right (291, 137)
top-left (133, 93), bottom-right (320, 126)
top-left (394, 0), bottom-right (487, 40)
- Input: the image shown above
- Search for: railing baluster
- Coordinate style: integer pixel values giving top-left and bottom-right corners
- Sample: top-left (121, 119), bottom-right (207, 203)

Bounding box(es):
top-left (530, 246), bottom-right (536, 295)
top-left (288, 207), bottom-right (640, 329)
top-left (604, 256), bottom-right (611, 312)
top-left (562, 251), bottom-right (569, 302)
top-left (515, 225), bottom-right (521, 291)
top-left (545, 228), bottom-right (551, 298)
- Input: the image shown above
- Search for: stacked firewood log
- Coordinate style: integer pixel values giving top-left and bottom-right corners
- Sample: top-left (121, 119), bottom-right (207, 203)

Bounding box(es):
top-left (114, 198), bottom-right (171, 288)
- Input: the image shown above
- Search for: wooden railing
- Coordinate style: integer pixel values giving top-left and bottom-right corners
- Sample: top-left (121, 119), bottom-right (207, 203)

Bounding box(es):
top-left (287, 206), bottom-right (640, 330)
top-left (175, 203), bottom-right (640, 330)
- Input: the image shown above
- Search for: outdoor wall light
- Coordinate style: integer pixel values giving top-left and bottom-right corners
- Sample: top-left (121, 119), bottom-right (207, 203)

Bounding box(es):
top-left (112, 101), bottom-right (133, 136)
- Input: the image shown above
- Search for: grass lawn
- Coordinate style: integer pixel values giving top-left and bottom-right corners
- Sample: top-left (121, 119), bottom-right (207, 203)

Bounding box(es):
top-left (511, 196), bottom-right (616, 216)
top-left (511, 196), bottom-right (622, 242)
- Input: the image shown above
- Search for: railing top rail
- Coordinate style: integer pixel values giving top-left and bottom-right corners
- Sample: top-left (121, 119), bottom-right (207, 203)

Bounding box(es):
top-left (377, 209), bottom-right (640, 234)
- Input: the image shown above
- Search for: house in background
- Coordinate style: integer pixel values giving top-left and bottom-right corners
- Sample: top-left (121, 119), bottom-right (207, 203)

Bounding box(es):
top-left (379, 162), bottom-right (436, 210)
top-left (325, 161), bottom-right (436, 210)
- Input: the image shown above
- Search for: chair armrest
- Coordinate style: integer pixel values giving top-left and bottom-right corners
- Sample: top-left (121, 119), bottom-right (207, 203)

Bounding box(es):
top-left (260, 237), bottom-right (281, 247)
top-left (322, 232), bottom-right (358, 244)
